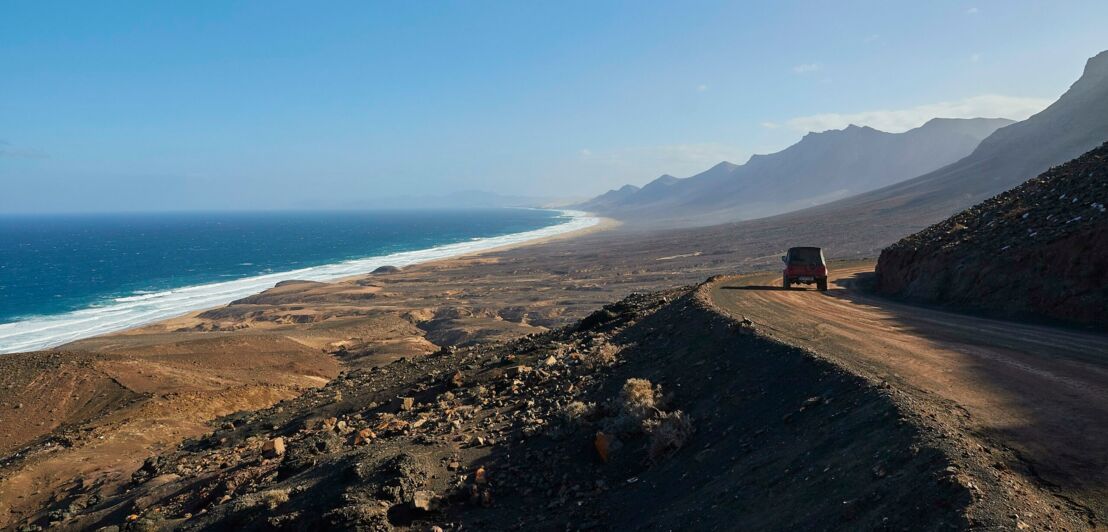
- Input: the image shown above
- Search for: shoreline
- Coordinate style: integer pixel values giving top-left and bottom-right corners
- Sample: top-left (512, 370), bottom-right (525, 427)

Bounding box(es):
top-left (331, 214), bottom-right (619, 284)
top-left (84, 213), bottom-right (619, 345)
top-left (1, 209), bottom-right (610, 354)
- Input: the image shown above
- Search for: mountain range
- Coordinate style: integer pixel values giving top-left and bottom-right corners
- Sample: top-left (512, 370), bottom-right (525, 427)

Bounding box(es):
top-left (582, 50), bottom-right (1108, 230)
top-left (578, 117), bottom-right (1013, 225)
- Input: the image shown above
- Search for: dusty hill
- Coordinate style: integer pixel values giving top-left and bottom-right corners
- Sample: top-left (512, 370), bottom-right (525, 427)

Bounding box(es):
top-left (23, 284), bottom-right (1083, 531)
top-left (876, 141), bottom-right (1108, 327)
top-left (579, 117), bottom-right (1013, 226)
top-left (579, 184), bottom-right (641, 211)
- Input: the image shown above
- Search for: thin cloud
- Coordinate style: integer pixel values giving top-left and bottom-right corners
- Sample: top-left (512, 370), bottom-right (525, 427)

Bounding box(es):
top-left (863, 34), bottom-right (880, 44)
top-left (966, 7), bottom-right (979, 14)
top-left (782, 94), bottom-right (1053, 133)
top-left (0, 140), bottom-right (50, 159)
top-left (581, 142), bottom-right (748, 177)
top-left (760, 121), bottom-right (781, 129)
top-left (696, 84), bottom-right (709, 92)
top-left (792, 63), bottom-right (821, 74)
top-left (970, 53), bottom-right (982, 63)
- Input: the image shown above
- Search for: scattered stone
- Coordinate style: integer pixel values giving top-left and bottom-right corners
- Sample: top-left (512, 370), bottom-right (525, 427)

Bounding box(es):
top-left (354, 429), bottom-right (375, 445)
top-left (400, 397), bottom-right (415, 411)
top-left (411, 490), bottom-right (437, 511)
top-left (511, 365), bottom-right (533, 377)
top-left (594, 431), bottom-right (617, 463)
top-left (262, 437), bottom-right (286, 458)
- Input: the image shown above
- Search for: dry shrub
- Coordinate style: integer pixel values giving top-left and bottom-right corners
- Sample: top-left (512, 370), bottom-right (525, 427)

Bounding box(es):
top-left (234, 488), bottom-right (290, 511)
top-left (645, 410), bottom-right (693, 460)
top-left (591, 343), bottom-right (622, 368)
top-left (262, 489), bottom-right (291, 509)
top-left (619, 378), bottom-right (660, 421)
top-left (562, 401), bottom-right (596, 424)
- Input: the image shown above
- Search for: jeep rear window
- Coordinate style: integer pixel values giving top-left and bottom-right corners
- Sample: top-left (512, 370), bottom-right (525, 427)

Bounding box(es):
top-left (788, 248), bottom-right (823, 264)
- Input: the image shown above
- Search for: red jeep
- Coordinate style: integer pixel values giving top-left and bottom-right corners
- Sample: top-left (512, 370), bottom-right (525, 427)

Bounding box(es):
top-left (782, 246), bottom-right (828, 291)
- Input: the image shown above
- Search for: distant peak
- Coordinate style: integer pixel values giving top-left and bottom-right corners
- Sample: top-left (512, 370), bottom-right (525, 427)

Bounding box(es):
top-left (1086, 49), bottom-right (1108, 71)
top-left (1073, 49), bottom-right (1108, 89)
top-left (708, 161), bottom-right (739, 171)
top-left (919, 117), bottom-right (1016, 127)
top-left (800, 124), bottom-right (882, 140)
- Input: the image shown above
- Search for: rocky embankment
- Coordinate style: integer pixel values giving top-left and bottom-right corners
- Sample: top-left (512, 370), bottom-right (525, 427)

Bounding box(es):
top-left (25, 284), bottom-right (1041, 530)
top-left (876, 141), bottom-right (1108, 327)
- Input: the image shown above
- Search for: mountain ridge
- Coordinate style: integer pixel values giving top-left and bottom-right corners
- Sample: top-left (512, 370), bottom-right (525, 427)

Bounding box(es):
top-left (577, 117), bottom-right (1014, 225)
top-left (789, 49), bottom-right (1108, 227)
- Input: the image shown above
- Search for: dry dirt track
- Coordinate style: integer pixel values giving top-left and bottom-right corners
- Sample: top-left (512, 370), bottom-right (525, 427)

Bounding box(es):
top-left (709, 262), bottom-right (1108, 520)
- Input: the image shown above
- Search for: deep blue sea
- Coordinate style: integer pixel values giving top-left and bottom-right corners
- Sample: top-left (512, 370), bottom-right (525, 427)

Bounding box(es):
top-left (0, 209), bottom-right (595, 353)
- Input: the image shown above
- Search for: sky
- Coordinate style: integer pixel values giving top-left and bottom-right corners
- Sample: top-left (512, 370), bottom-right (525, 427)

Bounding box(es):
top-left (2, 1), bottom-right (1107, 212)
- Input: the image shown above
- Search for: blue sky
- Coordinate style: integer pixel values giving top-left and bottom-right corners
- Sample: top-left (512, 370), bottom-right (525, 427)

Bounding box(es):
top-left (2, 1), bottom-right (1106, 212)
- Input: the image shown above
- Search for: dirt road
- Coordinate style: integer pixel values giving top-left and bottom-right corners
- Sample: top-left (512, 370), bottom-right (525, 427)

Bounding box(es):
top-left (709, 262), bottom-right (1108, 520)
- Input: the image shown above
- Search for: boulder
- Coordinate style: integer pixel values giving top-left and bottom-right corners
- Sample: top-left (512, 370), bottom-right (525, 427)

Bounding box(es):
top-left (262, 437), bottom-right (286, 458)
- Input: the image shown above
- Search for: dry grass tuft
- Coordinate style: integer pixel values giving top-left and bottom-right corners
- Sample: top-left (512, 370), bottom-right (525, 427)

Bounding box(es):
top-left (234, 488), bottom-right (291, 511)
top-left (562, 400), bottom-right (596, 424)
top-left (590, 343), bottom-right (623, 368)
top-left (620, 378), bottom-right (660, 421)
top-left (645, 410), bottom-right (693, 460)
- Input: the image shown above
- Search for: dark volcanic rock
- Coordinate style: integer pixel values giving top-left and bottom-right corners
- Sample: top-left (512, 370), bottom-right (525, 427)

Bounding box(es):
top-left (43, 288), bottom-right (996, 531)
top-left (876, 141), bottom-right (1108, 327)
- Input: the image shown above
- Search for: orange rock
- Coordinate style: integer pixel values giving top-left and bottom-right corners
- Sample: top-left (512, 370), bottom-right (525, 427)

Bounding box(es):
top-left (354, 428), bottom-right (375, 445)
top-left (262, 437), bottom-right (286, 458)
top-left (595, 431), bottom-right (611, 463)
top-left (474, 466), bottom-right (488, 484)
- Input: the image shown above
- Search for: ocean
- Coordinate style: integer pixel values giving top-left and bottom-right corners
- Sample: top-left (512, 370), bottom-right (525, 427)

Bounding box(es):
top-left (0, 208), bottom-right (596, 353)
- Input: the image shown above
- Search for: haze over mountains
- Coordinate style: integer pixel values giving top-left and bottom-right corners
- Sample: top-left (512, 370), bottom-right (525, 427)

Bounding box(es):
top-left (783, 49), bottom-right (1108, 231)
top-left (583, 50), bottom-right (1108, 230)
top-left (348, 190), bottom-right (580, 211)
top-left (579, 117), bottom-right (1013, 225)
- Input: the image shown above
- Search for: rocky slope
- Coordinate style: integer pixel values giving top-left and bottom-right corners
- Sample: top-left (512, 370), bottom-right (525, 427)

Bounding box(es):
top-left (876, 142), bottom-right (1108, 327)
top-left (578, 118), bottom-right (1013, 225)
top-left (22, 284), bottom-right (1080, 530)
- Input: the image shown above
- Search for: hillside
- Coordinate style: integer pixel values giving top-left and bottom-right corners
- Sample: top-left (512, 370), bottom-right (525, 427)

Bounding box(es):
top-left (579, 117), bottom-right (1013, 225)
top-left (28, 286), bottom-right (1080, 530)
top-left (616, 48), bottom-right (1108, 264)
top-left (791, 50), bottom-right (1108, 227)
top-left (876, 142), bottom-right (1108, 327)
